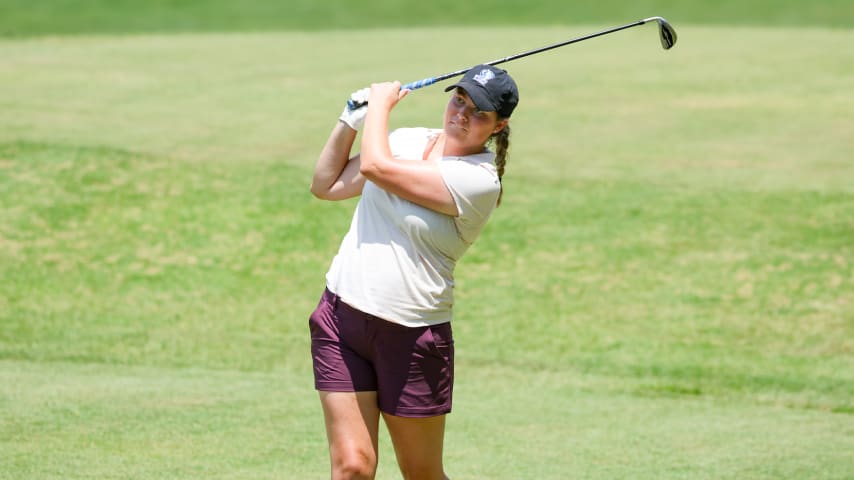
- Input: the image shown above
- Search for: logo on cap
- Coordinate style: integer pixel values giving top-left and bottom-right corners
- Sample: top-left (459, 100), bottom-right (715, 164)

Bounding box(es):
top-left (472, 68), bottom-right (495, 86)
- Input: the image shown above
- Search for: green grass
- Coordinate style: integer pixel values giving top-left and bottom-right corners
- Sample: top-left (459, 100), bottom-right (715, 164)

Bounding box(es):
top-left (1, 23), bottom-right (853, 479)
top-left (1, 0), bottom-right (853, 36)
top-left (3, 361), bottom-right (850, 479)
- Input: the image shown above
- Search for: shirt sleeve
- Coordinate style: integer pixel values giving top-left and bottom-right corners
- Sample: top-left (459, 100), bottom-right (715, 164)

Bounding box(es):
top-left (438, 159), bottom-right (501, 244)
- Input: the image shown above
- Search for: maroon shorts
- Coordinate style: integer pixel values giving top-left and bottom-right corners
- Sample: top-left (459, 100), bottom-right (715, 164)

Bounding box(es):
top-left (309, 288), bottom-right (454, 418)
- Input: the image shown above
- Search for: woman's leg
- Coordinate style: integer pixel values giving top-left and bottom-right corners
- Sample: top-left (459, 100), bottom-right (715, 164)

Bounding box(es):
top-left (320, 391), bottom-right (381, 480)
top-left (382, 413), bottom-right (449, 480)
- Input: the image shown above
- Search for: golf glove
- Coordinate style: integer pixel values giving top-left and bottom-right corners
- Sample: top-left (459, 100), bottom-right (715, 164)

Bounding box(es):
top-left (338, 87), bottom-right (370, 131)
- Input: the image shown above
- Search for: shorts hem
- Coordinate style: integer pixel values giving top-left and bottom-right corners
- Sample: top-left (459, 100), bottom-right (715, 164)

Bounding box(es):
top-left (381, 406), bottom-right (452, 418)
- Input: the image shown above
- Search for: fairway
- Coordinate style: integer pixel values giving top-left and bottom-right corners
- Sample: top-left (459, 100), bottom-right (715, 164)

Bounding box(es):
top-left (1, 22), bottom-right (852, 480)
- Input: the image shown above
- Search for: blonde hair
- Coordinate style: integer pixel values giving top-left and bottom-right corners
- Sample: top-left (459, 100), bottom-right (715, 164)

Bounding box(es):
top-left (492, 124), bottom-right (510, 206)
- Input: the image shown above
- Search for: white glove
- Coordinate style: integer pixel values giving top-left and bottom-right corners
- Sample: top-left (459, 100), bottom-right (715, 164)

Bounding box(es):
top-left (338, 87), bottom-right (371, 131)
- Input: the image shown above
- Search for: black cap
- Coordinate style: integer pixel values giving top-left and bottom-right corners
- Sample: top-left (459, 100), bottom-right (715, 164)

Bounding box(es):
top-left (444, 64), bottom-right (519, 118)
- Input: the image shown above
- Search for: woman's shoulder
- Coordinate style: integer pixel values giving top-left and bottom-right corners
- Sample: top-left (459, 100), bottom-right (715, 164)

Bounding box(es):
top-left (439, 153), bottom-right (500, 192)
top-left (446, 151), bottom-right (498, 173)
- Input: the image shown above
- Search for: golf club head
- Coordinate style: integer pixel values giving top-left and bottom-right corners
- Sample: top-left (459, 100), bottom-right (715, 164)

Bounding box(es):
top-left (644, 16), bottom-right (677, 49)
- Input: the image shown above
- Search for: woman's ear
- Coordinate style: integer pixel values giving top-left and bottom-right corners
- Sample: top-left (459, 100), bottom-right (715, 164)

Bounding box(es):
top-left (493, 119), bottom-right (509, 135)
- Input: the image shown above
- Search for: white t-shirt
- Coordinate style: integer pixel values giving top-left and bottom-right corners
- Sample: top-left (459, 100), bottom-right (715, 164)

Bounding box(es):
top-left (325, 127), bottom-right (501, 327)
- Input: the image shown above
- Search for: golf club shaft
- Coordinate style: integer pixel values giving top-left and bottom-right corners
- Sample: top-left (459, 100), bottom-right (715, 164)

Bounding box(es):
top-left (348, 17), bottom-right (671, 110)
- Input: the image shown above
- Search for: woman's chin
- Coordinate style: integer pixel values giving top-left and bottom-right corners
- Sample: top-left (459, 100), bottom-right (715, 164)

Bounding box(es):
top-left (445, 122), bottom-right (468, 136)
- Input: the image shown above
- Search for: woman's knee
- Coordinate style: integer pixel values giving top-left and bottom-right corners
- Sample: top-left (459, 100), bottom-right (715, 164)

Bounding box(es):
top-left (332, 447), bottom-right (377, 480)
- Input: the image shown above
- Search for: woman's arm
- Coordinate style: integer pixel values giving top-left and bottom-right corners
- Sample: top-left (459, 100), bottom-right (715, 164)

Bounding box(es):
top-left (359, 82), bottom-right (458, 216)
top-left (310, 121), bottom-right (368, 201)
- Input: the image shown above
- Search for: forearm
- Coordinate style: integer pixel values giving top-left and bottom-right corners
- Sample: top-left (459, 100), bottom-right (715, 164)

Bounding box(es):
top-left (359, 107), bottom-right (393, 177)
top-left (311, 121), bottom-right (358, 197)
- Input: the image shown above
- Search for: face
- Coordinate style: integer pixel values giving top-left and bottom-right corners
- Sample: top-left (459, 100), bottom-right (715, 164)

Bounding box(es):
top-left (444, 88), bottom-right (508, 150)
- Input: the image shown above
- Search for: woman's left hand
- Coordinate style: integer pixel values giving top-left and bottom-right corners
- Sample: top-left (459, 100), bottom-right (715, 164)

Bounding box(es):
top-left (368, 81), bottom-right (410, 112)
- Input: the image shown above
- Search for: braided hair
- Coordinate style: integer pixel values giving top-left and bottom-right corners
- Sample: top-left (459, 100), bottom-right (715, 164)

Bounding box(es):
top-left (492, 124), bottom-right (510, 206)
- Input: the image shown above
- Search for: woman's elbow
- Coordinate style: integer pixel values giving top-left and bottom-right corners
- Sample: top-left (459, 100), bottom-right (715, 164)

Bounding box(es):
top-left (309, 182), bottom-right (331, 200)
top-left (358, 157), bottom-right (380, 179)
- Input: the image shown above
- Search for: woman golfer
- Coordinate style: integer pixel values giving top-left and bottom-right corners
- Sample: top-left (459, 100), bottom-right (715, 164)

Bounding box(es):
top-left (309, 64), bottom-right (519, 480)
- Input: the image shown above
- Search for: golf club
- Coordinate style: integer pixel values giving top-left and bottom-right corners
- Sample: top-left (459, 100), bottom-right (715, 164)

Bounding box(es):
top-left (347, 16), bottom-right (677, 111)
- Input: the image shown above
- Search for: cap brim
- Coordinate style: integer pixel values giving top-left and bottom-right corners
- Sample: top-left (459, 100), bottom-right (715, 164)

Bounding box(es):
top-left (444, 81), bottom-right (496, 113)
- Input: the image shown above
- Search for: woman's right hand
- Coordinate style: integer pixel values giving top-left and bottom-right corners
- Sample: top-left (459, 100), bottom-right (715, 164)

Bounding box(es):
top-left (368, 81), bottom-right (409, 113)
